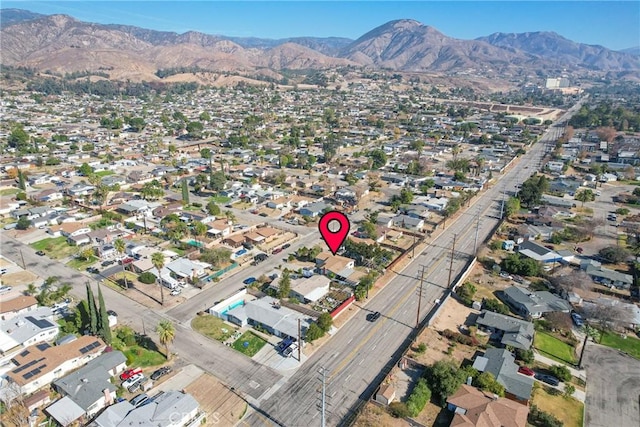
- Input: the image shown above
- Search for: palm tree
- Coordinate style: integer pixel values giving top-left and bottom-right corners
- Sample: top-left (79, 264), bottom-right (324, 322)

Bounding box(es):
top-left (113, 238), bottom-right (129, 289)
top-left (224, 210), bottom-right (236, 223)
top-left (192, 221), bottom-right (207, 247)
top-left (151, 252), bottom-right (165, 306)
top-left (25, 283), bottom-right (38, 296)
top-left (156, 320), bottom-right (175, 360)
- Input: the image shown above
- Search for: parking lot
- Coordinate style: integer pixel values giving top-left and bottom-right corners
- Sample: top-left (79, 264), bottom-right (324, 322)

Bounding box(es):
top-left (584, 341), bottom-right (640, 427)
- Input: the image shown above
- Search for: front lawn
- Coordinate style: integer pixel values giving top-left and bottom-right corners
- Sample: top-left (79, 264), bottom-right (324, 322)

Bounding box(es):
top-left (232, 331), bottom-right (267, 357)
top-left (123, 345), bottom-right (166, 367)
top-left (534, 331), bottom-right (577, 364)
top-left (67, 256), bottom-right (98, 270)
top-left (112, 326), bottom-right (166, 367)
top-left (600, 331), bottom-right (640, 359)
top-left (0, 188), bottom-right (19, 196)
top-left (30, 237), bottom-right (77, 259)
top-left (191, 314), bottom-right (237, 342)
top-left (532, 385), bottom-right (584, 427)
top-left (210, 195), bottom-right (231, 204)
top-left (95, 170), bottom-right (115, 177)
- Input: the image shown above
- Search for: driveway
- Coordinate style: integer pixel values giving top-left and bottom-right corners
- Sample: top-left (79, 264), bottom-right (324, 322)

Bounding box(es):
top-left (583, 341), bottom-right (640, 427)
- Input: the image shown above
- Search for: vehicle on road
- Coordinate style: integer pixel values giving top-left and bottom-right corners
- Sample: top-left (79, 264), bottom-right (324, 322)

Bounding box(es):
top-left (101, 260), bottom-right (115, 267)
top-left (535, 373), bottom-right (560, 386)
top-left (252, 253), bottom-right (268, 265)
top-left (35, 250), bottom-right (45, 256)
top-left (518, 366), bottom-right (535, 377)
top-left (366, 311), bottom-right (381, 322)
top-left (122, 373), bottom-right (144, 389)
top-left (0, 268), bottom-right (7, 275)
top-left (86, 267), bottom-right (100, 274)
top-left (3, 223), bottom-right (17, 230)
top-left (130, 393), bottom-right (149, 407)
top-left (571, 312), bottom-right (584, 327)
top-left (0, 286), bottom-right (13, 294)
top-left (243, 277), bottom-right (256, 285)
top-left (120, 368), bottom-right (143, 381)
top-left (150, 366), bottom-right (172, 380)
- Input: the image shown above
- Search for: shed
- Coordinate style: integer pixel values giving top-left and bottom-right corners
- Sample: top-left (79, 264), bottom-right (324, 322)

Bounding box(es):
top-left (375, 384), bottom-right (396, 405)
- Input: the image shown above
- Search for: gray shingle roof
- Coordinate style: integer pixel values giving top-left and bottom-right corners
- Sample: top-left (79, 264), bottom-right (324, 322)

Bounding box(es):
top-left (476, 311), bottom-right (534, 350)
top-left (504, 286), bottom-right (571, 316)
top-left (479, 348), bottom-right (534, 401)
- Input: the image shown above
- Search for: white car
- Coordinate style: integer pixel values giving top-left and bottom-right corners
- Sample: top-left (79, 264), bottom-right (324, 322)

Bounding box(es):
top-left (170, 289), bottom-right (181, 296)
top-left (122, 373), bottom-right (144, 389)
top-left (0, 286), bottom-right (12, 294)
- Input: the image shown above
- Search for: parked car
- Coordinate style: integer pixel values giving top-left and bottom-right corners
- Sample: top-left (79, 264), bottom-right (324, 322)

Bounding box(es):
top-left (101, 260), bottom-right (115, 267)
top-left (571, 312), bottom-right (584, 327)
top-left (0, 268), bottom-right (7, 275)
top-left (242, 242), bottom-right (254, 250)
top-left (127, 377), bottom-right (145, 393)
top-left (276, 337), bottom-right (294, 353)
top-left (35, 250), bottom-right (45, 256)
top-left (170, 288), bottom-right (181, 296)
top-left (283, 343), bottom-right (298, 358)
top-left (272, 247), bottom-right (283, 255)
top-left (119, 257), bottom-right (134, 265)
top-left (86, 267), bottom-right (100, 274)
top-left (150, 366), bottom-right (172, 381)
top-left (535, 373), bottom-right (560, 386)
top-left (107, 310), bottom-right (118, 317)
top-left (0, 286), bottom-right (13, 294)
top-left (243, 277), bottom-right (256, 285)
top-left (120, 368), bottom-right (143, 381)
top-left (518, 366), bottom-right (535, 377)
top-left (130, 393), bottom-right (149, 407)
top-left (122, 373), bottom-right (144, 388)
top-left (366, 311), bottom-right (381, 322)
top-left (282, 243), bottom-right (291, 250)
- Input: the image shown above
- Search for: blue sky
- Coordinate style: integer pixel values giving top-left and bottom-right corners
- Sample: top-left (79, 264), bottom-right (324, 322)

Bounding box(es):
top-left (4, 1), bottom-right (639, 50)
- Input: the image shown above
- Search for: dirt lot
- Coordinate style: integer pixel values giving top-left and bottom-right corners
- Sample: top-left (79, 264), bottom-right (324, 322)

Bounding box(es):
top-left (0, 270), bottom-right (39, 286)
top-left (104, 276), bottom-right (187, 310)
top-left (431, 297), bottom-right (478, 333)
top-left (354, 402), bottom-right (409, 427)
top-left (185, 374), bottom-right (247, 427)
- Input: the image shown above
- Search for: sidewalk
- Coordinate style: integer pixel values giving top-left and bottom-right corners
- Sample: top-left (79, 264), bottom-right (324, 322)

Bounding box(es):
top-left (533, 351), bottom-right (586, 380)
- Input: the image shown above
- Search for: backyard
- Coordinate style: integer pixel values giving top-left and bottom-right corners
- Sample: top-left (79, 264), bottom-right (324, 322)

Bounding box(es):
top-left (232, 331), bottom-right (267, 357)
top-left (191, 314), bottom-right (237, 342)
top-left (112, 326), bottom-right (166, 367)
top-left (30, 236), bottom-right (77, 259)
top-left (600, 331), bottom-right (640, 359)
top-left (534, 331), bottom-right (577, 365)
top-left (532, 384), bottom-right (584, 427)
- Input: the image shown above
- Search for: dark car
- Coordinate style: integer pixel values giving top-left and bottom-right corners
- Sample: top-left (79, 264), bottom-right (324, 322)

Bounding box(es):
top-left (571, 312), bottom-right (584, 327)
top-left (282, 243), bottom-right (291, 250)
top-left (107, 310), bottom-right (118, 317)
top-left (243, 277), bottom-right (256, 285)
top-left (35, 250), bottom-right (45, 256)
top-left (366, 311), bottom-right (381, 322)
top-left (150, 366), bottom-right (172, 381)
top-left (101, 260), bottom-right (115, 267)
top-left (86, 267), bottom-right (100, 274)
top-left (242, 242), bottom-right (254, 250)
top-left (535, 373), bottom-right (560, 386)
top-left (276, 337), bottom-right (294, 353)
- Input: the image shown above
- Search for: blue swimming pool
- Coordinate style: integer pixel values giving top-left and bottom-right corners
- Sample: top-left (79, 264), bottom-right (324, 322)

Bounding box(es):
top-left (220, 300), bottom-right (245, 315)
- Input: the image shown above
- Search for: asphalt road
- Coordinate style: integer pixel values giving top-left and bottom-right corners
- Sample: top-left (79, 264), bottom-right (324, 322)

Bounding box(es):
top-left (241, 105), bottom-right (584, 426)
top-left (583, 341), bottom-right (640, 427)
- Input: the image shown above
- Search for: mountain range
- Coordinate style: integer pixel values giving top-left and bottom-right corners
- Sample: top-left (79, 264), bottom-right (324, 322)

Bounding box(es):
top-left (1, 8), bottom-right (638, 82)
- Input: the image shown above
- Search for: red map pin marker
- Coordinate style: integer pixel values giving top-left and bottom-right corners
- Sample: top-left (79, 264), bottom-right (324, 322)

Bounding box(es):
top-left (319, 211), bottom-right (350, 255)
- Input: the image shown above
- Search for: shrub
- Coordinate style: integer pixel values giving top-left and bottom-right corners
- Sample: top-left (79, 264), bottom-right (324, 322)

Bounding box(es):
top-left (138, 271), bottom-right (157, 284)
top-left (483, 298), bottom-right (510, 315)
top-left (416, 343), bottom-right (427, 354)
top-left (406, 378), bottom-right (432, 417)
top-left (528, 404), bottom-right (563, 427)
top-left (515, 348), bottom-right (535, 365)
top-left (549, 365), bottom-right (572, 382)
top-left (457, 282), bottom-right (477, 306)
top-left (564, 383), bottom-right (576, 397)
top-left (388, 402), bottom-right (410, 418)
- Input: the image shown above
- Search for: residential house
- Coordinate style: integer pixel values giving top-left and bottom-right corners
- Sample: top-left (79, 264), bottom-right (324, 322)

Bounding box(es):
top-left (392, 214), bottom-right (424, 231)
top-left (289, 275), bottom-right (331, 303)
top-left (256, 226), bottom-right (282, 243)
top-left (224, 234), bottom-right (246, 248)
top-left (299, 201), bottom-right (330, 217)
top-left (267, 197), bottom-right (291, 210)
top-left (446, 384), bottom-right (528, 427)
top-left (35, 189), bottom-right (64, 203)
top-left (226, 296), bottom-right (312, 340)
top-left (47, 351), bottom-right (127, 425)
top-left (502, 286), bottom-right (572, 319)
top-left (475, 311), bottom-right (535, 350)
top-left (89, 390), bottom-right (201, 427)
top-left (0, 295), bottom-right (38, 321)
top-left (166, 258), bottom-right (209, 282)
top-left (472, 348), bottom-right (534, 403)
top-left (0, 307), bottom-right (59, 355)
top-left (4, 336), bottom-right (105, 395)
top-left (516, 240), bottom-right (562, 264)
top-left (206, 219), bottom-right (232, 238)
top-left (583, 264), bottom-right (633, 289)
top-left (316, 253), bottom-right (355, 276)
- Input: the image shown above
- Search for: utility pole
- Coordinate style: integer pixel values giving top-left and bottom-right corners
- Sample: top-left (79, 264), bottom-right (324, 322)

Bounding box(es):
top-left (499, 187), bottom-right (506, 219)
top-left (447, 234), bottom-right (457, 288)
top-left (319, 367), bottom-right (327, 427)
top-left (416, 266), bottom-right (425, 328)
top-left (297, 318), bottom-right (302, 361)
top-left (473, 209), bottom-right (480, 255)
top-left (19, 249), bottom-right (26, 270)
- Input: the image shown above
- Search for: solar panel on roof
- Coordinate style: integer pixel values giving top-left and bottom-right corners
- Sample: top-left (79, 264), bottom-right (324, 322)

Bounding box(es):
top-left (19, 350), bottom-right (29, 357)
top-left (36, 343), bottom-right (51, 351)
top-left (25, 316), bottom-right (55, 329)
top-left (79, 341), bottom-right (101, 354)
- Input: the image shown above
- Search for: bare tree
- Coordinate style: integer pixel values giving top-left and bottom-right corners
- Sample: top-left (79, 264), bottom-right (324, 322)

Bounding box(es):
top-left (584, 300), bottom-right (635, 335)
top-left (550, 269), bottom-right (592, 293)
top-left (1, 381), bottom-right (29, 427)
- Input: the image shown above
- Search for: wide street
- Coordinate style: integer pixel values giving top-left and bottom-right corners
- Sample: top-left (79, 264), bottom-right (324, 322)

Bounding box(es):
top-left (0, 101), bottom-right (583, 426)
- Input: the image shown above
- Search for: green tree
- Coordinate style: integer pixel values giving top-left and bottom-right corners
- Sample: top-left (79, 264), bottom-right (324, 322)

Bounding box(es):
top-left (483, 298), bottom-right (510, 315)
top-left (317, 312), bottom-right (333, 332)
top-left (181, 180), bottom-right (190, 205)
top-left (151, 252), bottom-right (165, 305)
top-left (457, 282), bottom-right (477, 306)
top-left (406, 378), bottom-right (431, 417)
top-left (156, 320), bottom-right (176, 359)
top-left (97, 283), bottom-right (112, 345)
top-left (128, 117), bottom-right (146, 132)
top-left (113, 239), bottom-right (129, 289)
top-left (505, 197), bottom-right (521, 218)
top-left (564, 383), bottom-right (576, 398)
top-left (8, 123), bottom-right (30, 150)
top-left (78, 163), bottom-right (93, 177)
top-left (518, 174), bottom-right (548, 207)
top-left (515, 348), bottom-right (535, 365)
top-left (361, 221), bottom-right (377, 239)
top-left (528, 404), bottom-right (563, 427)
top-left (575, 188), bottom-right (595, 207)
top-left (305, 322), bottom-right (324, 342)
top-left (200, 148), bottom-right (212, 159)
top-left (199, 111), bottom-right (211, 122)
top-left (549, 365), bottom-right (572, 382)
top-left (367, 149), bottom-right (388, 169)
top-left (206, 201), bottom-right (221, 216)
top-left (17, 170), bottom-right (26, 191)
top-left (278, 270), bottom-right (291, 299)
top-left (192, 221), bottom-right (207, 245)
top-left (209, 171), bottom-right (227, 191)
top-left (86, 282), bottom-right (98, 335)
top-left (16, 216), bottom-right (31, 230)
top-left (199, 247), bottom-right (231, 269)
top-left (598, 246), bottom-right (631, 263)
top-left (186, 121), bottom-right (204, 139)
top-left (473, 372), bottom-right (505, 396)
top-left (425, 359), bottom-right (476, 406)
